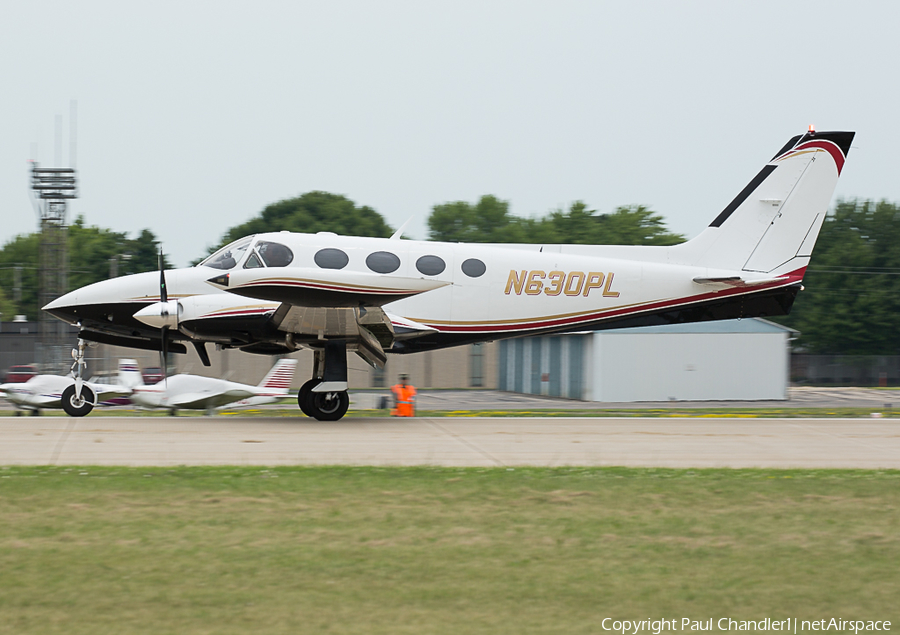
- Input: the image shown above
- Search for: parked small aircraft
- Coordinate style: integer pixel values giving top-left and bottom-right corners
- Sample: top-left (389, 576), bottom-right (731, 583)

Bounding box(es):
top-left (129, 358), bottom-right (297, 415)
top-left (44, 129), bottom-right (854, 420)
top-left (0, 357), bottom-right (143, 416)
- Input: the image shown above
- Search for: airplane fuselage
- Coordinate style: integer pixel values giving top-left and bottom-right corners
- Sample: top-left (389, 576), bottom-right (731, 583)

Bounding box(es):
top-left (1, 375), bottom-right (72, 410)
top-left (40, 129), bottom-right (855, 420)
top-left (44, 232), bottom-right (804, 357)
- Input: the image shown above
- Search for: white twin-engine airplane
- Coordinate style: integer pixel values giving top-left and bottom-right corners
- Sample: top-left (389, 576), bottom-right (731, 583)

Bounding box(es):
top-left (44, 129), bottom-right (854, 421)
top-left (129, 358), bottom-right (297, 415)
top-left (0, 357), bottom-right (142, 416)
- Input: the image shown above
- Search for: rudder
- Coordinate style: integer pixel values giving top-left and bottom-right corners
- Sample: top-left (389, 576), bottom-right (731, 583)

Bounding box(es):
top-left (118, 359), bottom-right (144, 388)
top-left (258, 358), bottom-right (298, 392)
top-left (674, 130), bottom-right (854, 275)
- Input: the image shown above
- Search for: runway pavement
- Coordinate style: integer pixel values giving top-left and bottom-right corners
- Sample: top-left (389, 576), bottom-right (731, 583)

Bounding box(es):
top-left (1, 416), bottom-right (898, 468)
top-left (399, 386), bottom-right (900, 411)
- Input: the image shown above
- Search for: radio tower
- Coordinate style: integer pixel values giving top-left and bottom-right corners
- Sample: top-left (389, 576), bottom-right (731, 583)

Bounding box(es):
top-left (31, 102), bottom-right (78, 373)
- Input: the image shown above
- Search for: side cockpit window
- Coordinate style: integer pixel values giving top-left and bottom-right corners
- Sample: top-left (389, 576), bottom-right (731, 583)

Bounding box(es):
top-left (257, 241), bottom-right (293, 267)
top-left (199, 237), bottom-right (253, 270)
top-left (243, 252), bottom-right (264, 269)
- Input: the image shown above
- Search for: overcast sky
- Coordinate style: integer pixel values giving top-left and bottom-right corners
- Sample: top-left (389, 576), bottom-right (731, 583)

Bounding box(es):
top-left (2, 1), bottom-right (897, 267)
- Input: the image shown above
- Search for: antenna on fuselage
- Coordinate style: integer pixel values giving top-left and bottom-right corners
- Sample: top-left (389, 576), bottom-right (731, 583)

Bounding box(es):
top-left (390, 216), bottom-right (415, 240)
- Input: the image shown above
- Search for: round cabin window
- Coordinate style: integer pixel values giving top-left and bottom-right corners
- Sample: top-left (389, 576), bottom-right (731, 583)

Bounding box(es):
top-left (416, 255), bottom-right (446, 276)
top-left (366, 251), bottom-right (401, 274)
top-left (314, 248), bottom-right (349, 270)
top-left (461, 258), bottom-right (486, 278)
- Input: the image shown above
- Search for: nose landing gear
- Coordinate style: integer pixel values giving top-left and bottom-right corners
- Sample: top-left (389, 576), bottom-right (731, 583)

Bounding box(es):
top-left (63, 338), bottom-right (95, 417)
top-left (61, 384), bottom-right (96, 417)
top-left (298, 341), bottom-right (350, 421)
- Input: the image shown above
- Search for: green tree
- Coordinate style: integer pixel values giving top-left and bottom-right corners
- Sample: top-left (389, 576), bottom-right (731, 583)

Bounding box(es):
top-left (199, 191), bottom-right (394, 262)
top-left (0, 218), bottom-right (167, 320)
top-left (777, 199), bottom-right (900, 354)
top-left (68, 218), bottom-right (170, 291)
top-left (128, 229), bottom-right (168, 274)
top-left (0, 286), bottom-right (17, 324)
top-left (541, 203), bottom-right (685, 245)
top-left (0, 233), bottom-right (39, 321)
top-left (427, 197), bottom-right (684, 245)
top-left (429, 195), bottom-right (532, 243)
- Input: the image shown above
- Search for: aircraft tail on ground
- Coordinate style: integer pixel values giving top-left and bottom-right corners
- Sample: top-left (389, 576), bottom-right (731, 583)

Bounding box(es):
top-left (257, 358), bottom-right (297, 393)
top-left (117, 359), bottom-right (144, 388)
top-left (672, 130), bottom-right (855, 276)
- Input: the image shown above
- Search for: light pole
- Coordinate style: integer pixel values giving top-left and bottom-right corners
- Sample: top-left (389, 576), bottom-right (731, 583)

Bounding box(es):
top-left (31, 163), bottom-right (77, 373)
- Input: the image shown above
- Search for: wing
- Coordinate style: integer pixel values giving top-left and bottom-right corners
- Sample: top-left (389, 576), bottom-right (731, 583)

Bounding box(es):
top-left (384, 313), bottom-right (438, 340)
top-left (204, 264), bottom-right (451, 369)
top-left (169, 389), bottom-right (255, 410)
top-left (206, 266), bottom-right (449, 307)
top-left (86, 382), bottom-right (133, 402)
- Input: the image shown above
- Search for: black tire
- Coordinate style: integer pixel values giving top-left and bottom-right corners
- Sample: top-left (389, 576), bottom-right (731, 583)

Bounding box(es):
top-left (307, 390), bottom-right (349, 421)
top-left (61, 384), bottom-right (95, 417)
top-left (297, 379), bottom-right (320, 417)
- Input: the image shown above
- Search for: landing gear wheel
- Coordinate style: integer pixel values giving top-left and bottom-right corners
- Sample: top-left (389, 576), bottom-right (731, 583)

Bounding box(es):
top-left (61, 385), bottom-right (95, 417)
top-left (306, 390), bottom-right (349, 421)
top-left (297, 379), bottom-right (320, 417)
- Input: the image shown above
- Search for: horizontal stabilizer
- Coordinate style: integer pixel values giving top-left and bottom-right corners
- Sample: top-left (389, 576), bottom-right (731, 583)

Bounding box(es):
top-left (692, 275), bottom-right (795, 288)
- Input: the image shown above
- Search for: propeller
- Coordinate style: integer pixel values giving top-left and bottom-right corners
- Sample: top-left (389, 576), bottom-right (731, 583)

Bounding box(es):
top-left (134, 250), bottom-right (213, 382)
top-left (159, 249), bottom-right (168, 389)
top-left (133, 248), bottom-right (175, 388)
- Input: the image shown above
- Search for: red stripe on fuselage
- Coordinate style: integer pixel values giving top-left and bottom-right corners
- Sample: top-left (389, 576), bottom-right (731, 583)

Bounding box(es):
top-left (420, 268), bottom-right (806, 334)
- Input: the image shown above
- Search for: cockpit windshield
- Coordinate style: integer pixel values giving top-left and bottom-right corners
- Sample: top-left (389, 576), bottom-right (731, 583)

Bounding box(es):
top-left (198, 237), bottom-right (253, 270)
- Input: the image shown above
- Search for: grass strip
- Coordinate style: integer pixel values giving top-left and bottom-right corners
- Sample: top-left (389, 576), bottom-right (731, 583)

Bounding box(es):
top-left (1, 466), bottom-right (898, 634)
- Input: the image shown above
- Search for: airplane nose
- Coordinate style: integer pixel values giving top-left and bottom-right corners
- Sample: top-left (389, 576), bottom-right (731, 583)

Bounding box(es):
top-left (43, 291), bottom-right (80, 324)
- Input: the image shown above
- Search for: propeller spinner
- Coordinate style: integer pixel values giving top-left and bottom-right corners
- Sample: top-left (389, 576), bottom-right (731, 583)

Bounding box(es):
top-left (131, 249), bottom-right (177, 387)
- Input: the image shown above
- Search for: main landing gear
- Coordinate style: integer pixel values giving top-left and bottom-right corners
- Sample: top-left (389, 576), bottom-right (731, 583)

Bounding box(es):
top-left (62, 338), bottom-right (95, 417)
top-left (298, 341), bottom-right (350, 421)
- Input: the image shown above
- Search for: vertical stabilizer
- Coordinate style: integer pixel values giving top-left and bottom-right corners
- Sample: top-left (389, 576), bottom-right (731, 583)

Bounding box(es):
top-left (117, 359), bottom-right (144, 388)
top-left (258, 358), bottom-right (298, 393)
top-left (673, 130), bottom-right (854, 276)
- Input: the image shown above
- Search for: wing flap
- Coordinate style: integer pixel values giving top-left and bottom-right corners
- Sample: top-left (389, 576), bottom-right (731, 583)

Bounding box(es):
top-left (87, 382), bottom-right (133, 402)
top-left (384, 313), bottom-right (438, 340)
top-left (170, 389), bottom-right (255, 410)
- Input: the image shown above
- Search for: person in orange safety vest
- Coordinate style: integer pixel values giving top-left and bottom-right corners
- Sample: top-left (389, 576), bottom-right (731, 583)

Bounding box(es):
top-left (390, 374), bottom-right (416, 417)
